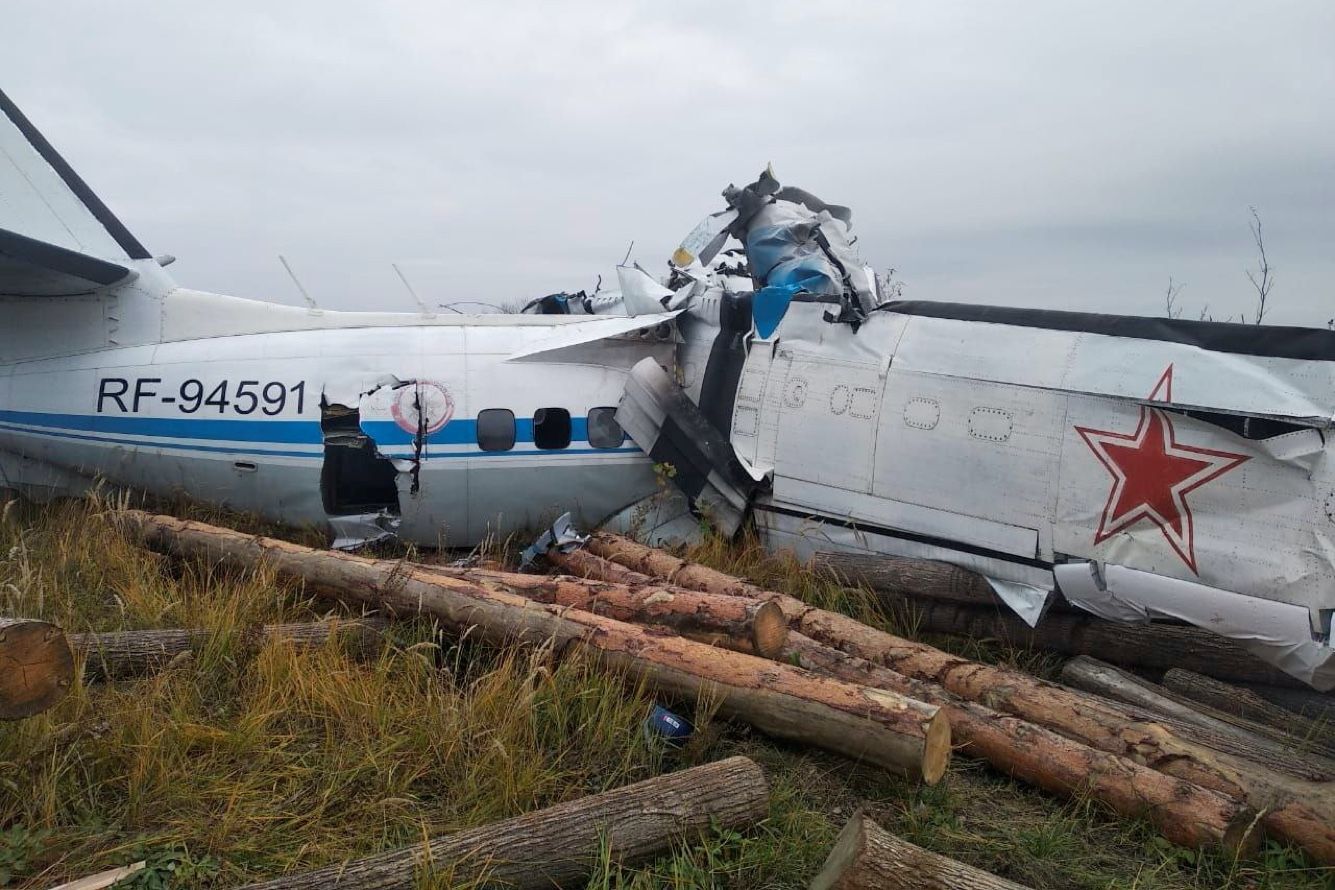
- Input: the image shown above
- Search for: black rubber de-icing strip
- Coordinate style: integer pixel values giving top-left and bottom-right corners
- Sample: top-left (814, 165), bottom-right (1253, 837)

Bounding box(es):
top-left (755, 502), bottom-right (1054, 570)
top-left (885, 300), bottom-right (1335, 362)
top-left (0, 226), bottom-right (132, 286)
top-left (0, 87), bottom-right (152, 260)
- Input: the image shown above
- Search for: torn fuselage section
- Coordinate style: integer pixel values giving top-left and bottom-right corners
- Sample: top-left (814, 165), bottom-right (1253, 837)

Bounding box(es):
top-left (319, 396), bottom-right (401, 548)
top-left (319, 377), bottom-right (460, 549)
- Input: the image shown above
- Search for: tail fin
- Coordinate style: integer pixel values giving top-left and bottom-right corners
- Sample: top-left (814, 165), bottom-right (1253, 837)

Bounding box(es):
top-left (0, 87), bottom-right (158, 296)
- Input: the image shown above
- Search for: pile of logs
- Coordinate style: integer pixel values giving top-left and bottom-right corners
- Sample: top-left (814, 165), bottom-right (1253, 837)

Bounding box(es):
top-left (11, 509), bottom-right (1335, 881)
top-left (812, 550), bottom-right (1318, 689)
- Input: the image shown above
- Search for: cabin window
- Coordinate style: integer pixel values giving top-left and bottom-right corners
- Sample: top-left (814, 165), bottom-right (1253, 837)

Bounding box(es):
top-left (477, 409), bottom-right (516, 452)
top-left (587, 407), bottom-right (625, 448)
top-left (533, 407), bottom-right (572, 450)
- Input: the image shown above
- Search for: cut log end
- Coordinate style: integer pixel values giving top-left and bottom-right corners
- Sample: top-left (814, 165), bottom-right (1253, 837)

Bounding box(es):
top-left (809, 811), bottom-right (872, 890)
top-left (921, 710), bottom-right (952, 786)
top-left (811, 811), bottom-right (1034, 889)
top-left (0, 618), bottom-right (75, 720)
top-left (751, 600), bottom-right (788, 659)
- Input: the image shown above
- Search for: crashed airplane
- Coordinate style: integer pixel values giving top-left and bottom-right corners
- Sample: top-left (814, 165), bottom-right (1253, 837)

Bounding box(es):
top-left (1, 87), bottom-right (1332, 689)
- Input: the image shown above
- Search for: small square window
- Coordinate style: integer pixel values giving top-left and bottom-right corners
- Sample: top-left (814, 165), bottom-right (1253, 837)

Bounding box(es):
top-left (533, 407), bottom-right (572, 450)
top-left (477, 408), bottom-right (515, 452)
top-left (587, 407), bottom-right (625, 448)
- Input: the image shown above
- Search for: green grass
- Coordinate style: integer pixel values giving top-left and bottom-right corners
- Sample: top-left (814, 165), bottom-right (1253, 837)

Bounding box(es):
top-left (1, 498), bottom-right (1331, 888)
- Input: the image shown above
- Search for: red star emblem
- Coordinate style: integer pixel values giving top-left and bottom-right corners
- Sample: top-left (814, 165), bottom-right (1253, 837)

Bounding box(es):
top-left (1074, 366), bottom-right (1249, 573)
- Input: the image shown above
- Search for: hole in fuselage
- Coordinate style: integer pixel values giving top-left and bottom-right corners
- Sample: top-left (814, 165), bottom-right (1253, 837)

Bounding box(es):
top-left (320, 402), bottom-right (400, 515)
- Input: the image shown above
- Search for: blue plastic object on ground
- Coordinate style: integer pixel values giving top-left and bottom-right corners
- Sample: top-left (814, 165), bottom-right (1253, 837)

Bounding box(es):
top-left (644, 704), bottom-right (693, 745)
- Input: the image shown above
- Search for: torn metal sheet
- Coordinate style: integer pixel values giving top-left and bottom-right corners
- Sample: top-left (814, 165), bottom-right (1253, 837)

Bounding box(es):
top-left (600, 489), bottom-right (705, 549)
top-left (985, 578), bottom-right (1054, 628)
top-left (520, 510), bottom-right (587, 569)
top-left (617, 357), bottom-right (757, 536)
top-left (329, 511), bottom-right (399, 550)
top-left (1057, 560), bottom-right (1333, 690)
top-left (616, 264), bottom-right (675, 316)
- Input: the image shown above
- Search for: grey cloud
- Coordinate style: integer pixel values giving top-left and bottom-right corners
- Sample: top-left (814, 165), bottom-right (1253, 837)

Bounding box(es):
top-left (4, 0), bottom-right (1332, 325)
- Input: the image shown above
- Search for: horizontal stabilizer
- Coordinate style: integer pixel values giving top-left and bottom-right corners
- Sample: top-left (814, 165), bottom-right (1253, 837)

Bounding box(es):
top-left (0, 226), bottom-right (136, 296)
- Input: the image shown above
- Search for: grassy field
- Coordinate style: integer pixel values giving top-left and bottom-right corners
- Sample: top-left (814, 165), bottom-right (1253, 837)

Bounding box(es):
top-left (0, 496), bottom-right (1330, 888)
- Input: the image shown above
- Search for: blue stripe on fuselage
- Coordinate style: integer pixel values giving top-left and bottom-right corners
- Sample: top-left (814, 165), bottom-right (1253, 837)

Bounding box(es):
top-left (0, 409), bottom-right (323, 443)
top-left (0, 410), bottom-right (636, 459)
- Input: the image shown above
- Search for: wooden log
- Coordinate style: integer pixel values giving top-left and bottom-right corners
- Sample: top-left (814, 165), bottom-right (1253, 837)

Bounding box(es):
top-left (586, 533), bottom-right (1335, 864)
top-left (811, 811), bottom-right (1032, 890)
top-left (811, 551), bottom-right (1007, 609)
top-left (884, 597), bottom-right (1302, 688)
top-left (1239, 683), bottom-right (1335, 724)
top-left (239, 756), bottom-right (768, 890)
top-left (592, 534), bottom-right (1301, 687)
top-left (787, 634), bottom-right (1261, 855)
top-left (483, 552), bottom-right (790, 657)
top-left (70, 617), bottom-right (389, 680)
top-left (1062, 657), bottom-right (1335, 767)
top-left (548, 546), bottom-right (1261, 854)
top-left (0, 617), bottom-right (75, 720)
top-left (1164, 669), bottom-right (1334, 752)
top-left (119, 512), bottom-right (951, 784)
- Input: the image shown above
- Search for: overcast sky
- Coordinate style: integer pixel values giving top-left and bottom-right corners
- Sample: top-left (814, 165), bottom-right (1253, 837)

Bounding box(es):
top-left (6, 2), bottom-right (1333, 326)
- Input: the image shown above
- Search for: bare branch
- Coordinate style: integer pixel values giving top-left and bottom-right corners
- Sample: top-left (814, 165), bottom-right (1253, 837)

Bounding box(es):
top-left (1245, 206), bottom-right (1275, 325)
top-left (1163, 276), bottom-right (1184, 319)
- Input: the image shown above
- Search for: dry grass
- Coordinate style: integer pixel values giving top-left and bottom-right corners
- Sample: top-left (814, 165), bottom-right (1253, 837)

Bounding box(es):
top-left (0, 500), bottom-right (1330, 888)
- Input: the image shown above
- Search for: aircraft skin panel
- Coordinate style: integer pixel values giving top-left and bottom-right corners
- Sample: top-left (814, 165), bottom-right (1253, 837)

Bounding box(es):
top-left (874, 368), bottom-right (1065, 561)
top-left (0, 327), bottom-right (656, 545)
top-left (753, 503), bottom-right (1054, 591)
top-left (892, 313), bottom-right (1335, 423)
top-left (1056, 389), bottom-right (1335, 615)
top-left (770, 351), bottom-right (881, 494)
top-left (747, 301), bottom-right (1335, 627)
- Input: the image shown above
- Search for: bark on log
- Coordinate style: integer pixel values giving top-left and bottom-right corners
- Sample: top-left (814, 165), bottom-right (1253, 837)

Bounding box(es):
top-left (586, 533), bottom-right (1335, 864)
top-left (787, 634), bottom-right (1261, 855)
top-left (1239, 683), bottom-right (1335, 724)
top-left (593, 532), bottom-right (1293, 688)
top-left (811, 551), bottom-right (1007, 609)
top-left (425, 559), bottom-right (788, 658)
top-left (880, 597), bottom-right (1301, 688)
top-left (1163, 669), bottom-right (1334, 753)
top-left (238, 755), bottom-right (769, 890)
top-left (119, 512), bottom-right (950, 784)
top-left (811, 811), bottom-right (1032, 890)
top-left (1059, 657), bottom-right (1335, 777)
top-left (550, 546), bottom-right (1261, 854)
top-left (0, 617), bottom-right (75, 720)
top-left (70, 617), bottom-right (388, 680)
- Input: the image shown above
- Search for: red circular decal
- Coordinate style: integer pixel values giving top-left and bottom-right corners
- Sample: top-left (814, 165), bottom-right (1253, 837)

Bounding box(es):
top-left (390, 382), bottom-right (455, 436)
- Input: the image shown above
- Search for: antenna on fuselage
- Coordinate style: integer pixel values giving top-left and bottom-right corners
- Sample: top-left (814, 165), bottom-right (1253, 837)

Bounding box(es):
top-left (392, 263), bottom-right (435, 318)
top-left (278, 254), bottom-right (321, 313)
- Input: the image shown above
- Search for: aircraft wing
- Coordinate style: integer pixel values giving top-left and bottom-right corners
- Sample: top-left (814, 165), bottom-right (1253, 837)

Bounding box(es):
top-left (505, 310), bottom-right (682, 362)
top-left (0, 226), bottom-right (137, 296)
top-left (1, 86), bottom-right (149, 298)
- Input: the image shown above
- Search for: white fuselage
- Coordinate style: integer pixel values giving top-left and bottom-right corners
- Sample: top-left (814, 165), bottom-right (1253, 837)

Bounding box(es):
top-left (0, 287), bottom-right (669, 546)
